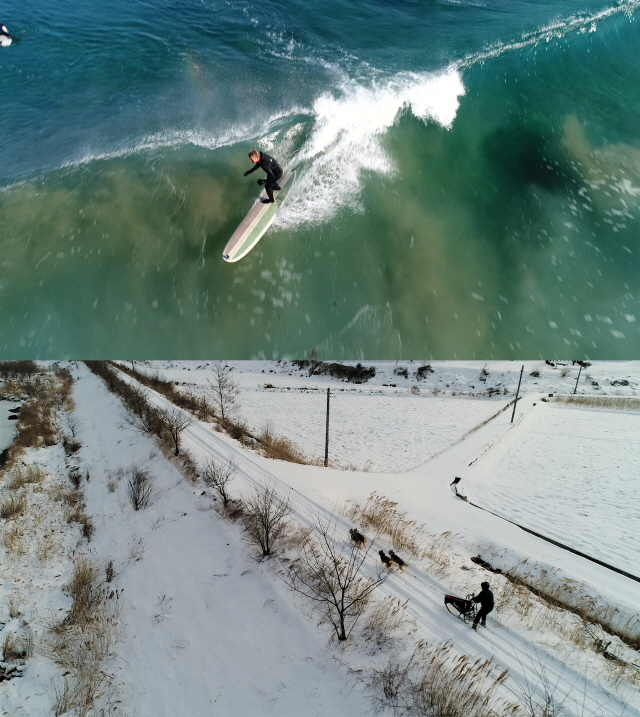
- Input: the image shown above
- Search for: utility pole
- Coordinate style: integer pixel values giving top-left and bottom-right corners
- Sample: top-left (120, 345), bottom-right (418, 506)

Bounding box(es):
top-left (573, 364), bottom-right (583, 394)
top-left (324, 388), bottom-right (330, 467)
top-left (511, 365), bottom-right (524, 424)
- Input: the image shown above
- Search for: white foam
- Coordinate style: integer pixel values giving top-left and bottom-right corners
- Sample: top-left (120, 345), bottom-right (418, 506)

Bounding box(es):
top-left (276, 67), bottom-right (465, 229)
top-left (463, 0), bottom-right (640, 67)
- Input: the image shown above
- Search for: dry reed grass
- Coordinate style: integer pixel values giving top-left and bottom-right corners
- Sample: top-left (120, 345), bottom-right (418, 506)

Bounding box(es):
top-left (502, 565), bottom-right (640, 651)
top-left (258, 422), bottom-right (309, 463)
top-left (4, 465), bottom-right (44, 490)
top-left (2, 523), bottom-right (25, 556)
top-left (1, 631), bottom-right (29, 663)
top-left (552, 394), bottom-right (640, 411)
top-left (41, 557), bottom-right (122, 717)
top-left (367, 641), bottom-right (516, 717)
top-left (0, 492), bottom-right (27, 520)
top-left (345, 493), bottom-right (456, 575)
top-left (362, 596), bottom-right (409, 648)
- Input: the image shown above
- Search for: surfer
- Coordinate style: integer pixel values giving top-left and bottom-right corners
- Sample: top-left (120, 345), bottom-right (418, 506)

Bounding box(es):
top-left (0, 24), bottom-right (18, 46)
top-left (244, 150), bottom-right (283, 204)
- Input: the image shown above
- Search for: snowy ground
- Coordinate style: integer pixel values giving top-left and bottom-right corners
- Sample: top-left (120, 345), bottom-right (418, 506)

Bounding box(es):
top-left (3, 361), bottom-right (640, 716)
top-left (132, 359), bottom-right (640, 472)
top-left (467, 401), bottom-right (640, 577)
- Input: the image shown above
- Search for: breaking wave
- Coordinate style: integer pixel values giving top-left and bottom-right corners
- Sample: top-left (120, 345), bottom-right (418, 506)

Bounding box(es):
top-left (275, 67), bottom-right (465, 228)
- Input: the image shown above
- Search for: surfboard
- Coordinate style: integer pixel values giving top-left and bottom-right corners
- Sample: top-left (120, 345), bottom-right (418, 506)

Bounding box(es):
top-left (222, 170), bottom-right (295, 263)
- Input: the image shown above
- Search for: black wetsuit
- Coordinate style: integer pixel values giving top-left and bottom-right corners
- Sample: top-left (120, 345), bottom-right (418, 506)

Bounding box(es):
top-left (472, 587), bottom-right (494, 625)
top-left (244, 153), bottom-right (283, 202)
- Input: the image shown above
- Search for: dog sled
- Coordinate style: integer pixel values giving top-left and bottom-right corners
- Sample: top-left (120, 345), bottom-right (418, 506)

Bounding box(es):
top-left (444, 593), bottom-right (477, 623)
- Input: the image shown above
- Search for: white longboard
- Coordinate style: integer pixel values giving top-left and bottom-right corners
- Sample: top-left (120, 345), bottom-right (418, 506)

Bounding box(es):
top-left (222, 170), bottom-right (295, 263)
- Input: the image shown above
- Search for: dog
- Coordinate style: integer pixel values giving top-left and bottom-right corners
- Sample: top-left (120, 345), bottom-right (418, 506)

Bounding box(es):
top-left (349, 528), bottom-right (366, 548)
top-left (379, 550), bottom-right (392, 568)
top-left (388, 549), bottom-right (407, 571)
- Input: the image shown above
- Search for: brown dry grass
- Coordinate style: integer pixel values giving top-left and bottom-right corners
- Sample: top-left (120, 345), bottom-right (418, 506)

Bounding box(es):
top-left (2, 523), bottom-right (25, 556)
top-left (258, 423), bottom-right (309, 464)
top-left (362, 596), bottom-right (409, 648)
top-left (552, 394), bottom-right (640, 411)
top-left (345, 493), bottom-right (456, 577)
top-left (367, 641), bottom-right (516, 717)
top-left (1, 631), bottom-right (29, 663)
top-left (502, 565), bottom-right (640, 651)
top-left (0, 492), bottom-right (27, 520)
top-left (5, 465), bottom-right (45, 490)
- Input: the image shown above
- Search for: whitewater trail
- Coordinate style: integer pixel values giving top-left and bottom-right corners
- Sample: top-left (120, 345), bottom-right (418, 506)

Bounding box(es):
top-left (115, 366), bottom-right (638, 717)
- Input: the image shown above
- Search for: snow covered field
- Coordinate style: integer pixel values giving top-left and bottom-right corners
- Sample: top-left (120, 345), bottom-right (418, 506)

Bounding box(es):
top-left (468, 402), bottom-right (640, 577)
top-left (2, 361), bottom-right (640, 717)
top-left (134, 359), bottom-right (640, 472)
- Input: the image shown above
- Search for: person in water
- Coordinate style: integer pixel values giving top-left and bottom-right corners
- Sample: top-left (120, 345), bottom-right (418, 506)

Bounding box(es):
top-left (0, 24), bottom-right (18, 45)
top-left (244, 150), bottom-right (283, 204)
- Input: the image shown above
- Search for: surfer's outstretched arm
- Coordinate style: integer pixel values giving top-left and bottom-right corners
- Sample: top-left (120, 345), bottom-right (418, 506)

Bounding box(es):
top-left (243, 164), bottom-right (259, 177)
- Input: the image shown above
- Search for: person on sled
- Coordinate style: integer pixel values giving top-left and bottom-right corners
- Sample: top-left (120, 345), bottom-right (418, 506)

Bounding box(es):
top-left (244, 149), bottom-right (283, 204)
top-left (471, 581), bottom-right (494, 629)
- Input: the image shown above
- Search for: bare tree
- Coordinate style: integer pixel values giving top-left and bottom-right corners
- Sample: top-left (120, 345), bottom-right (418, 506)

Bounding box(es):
top-left (126, 467), bottom-right (154, 511)
top-left (127, 385), bottom-right (150, 418)
top-left (201, 456), bottom-right (237, 506)
top-left (243, 480), bottom-right (292, 558)
top-left (284, 514), bottom-right (388, 641)
top-left (158, 406), bottom-right (192, 456)
top-left (123, 403), bottom-right (163, 437)
top-left (206, 362), bottom-right (239, 422)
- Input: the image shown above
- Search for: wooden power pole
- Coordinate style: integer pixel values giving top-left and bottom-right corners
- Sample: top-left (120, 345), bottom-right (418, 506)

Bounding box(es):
top-left (574, 364), bottom-right (583, 394)
top-left (511, 365), bottom-right (524, 423)
top-left (324, 388), bottom-right (330, 467)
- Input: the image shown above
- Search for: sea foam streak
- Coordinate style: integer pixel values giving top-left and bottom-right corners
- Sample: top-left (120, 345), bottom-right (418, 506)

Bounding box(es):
top-left (275, 68), bottom-right (465, 229)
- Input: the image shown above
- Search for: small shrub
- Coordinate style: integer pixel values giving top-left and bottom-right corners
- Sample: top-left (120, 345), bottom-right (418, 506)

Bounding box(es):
top-left (8, 597), bottom-right (20, 619)
top-left (68, 467), bottom-right (82, 489)
top-left (201, 456), bottom-right (237, 505)
top-left (530, 370), bottom-right (540, 378)
top-left (242, 481), bottom-right (292, 557)
top-left (362, 596), bottom-right (408, 648)
top-left (2, 524), bottom-right (24, 555)
top-left (0, 493), bottom-right (27, 520)
top-left (63, 436), bottom-right (82, 456)
top-left (81, 515), bottom-right (95, 542)
top-left (64, 558), bottom-right (103, 624)
top-left (479, 364), bottom-right (490, 383)
top-left (415, 364), bottom-right (434, 380)
top-left (367, 642), bottom-right (515, 717)
top-left (105, 560), bottom-right (115, 583)
top-left (128, 536), bottom-right (146, 562)
top-left (1, 632), bottom-right (28, 663)
top-left (393, 367), bottom-right (409, 379)
top-left (126, 467), bottom-right (153, 511)
top-left (5, 471), bottom-right (26, 491)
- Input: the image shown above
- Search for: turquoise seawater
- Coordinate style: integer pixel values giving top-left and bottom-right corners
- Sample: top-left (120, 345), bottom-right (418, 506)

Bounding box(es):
top-left (1, 0), bottom-right (639, 358)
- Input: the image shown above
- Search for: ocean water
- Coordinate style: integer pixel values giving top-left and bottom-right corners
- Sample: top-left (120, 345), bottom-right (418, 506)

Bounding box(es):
top-left (1, 0), bottom-right (639, 358)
